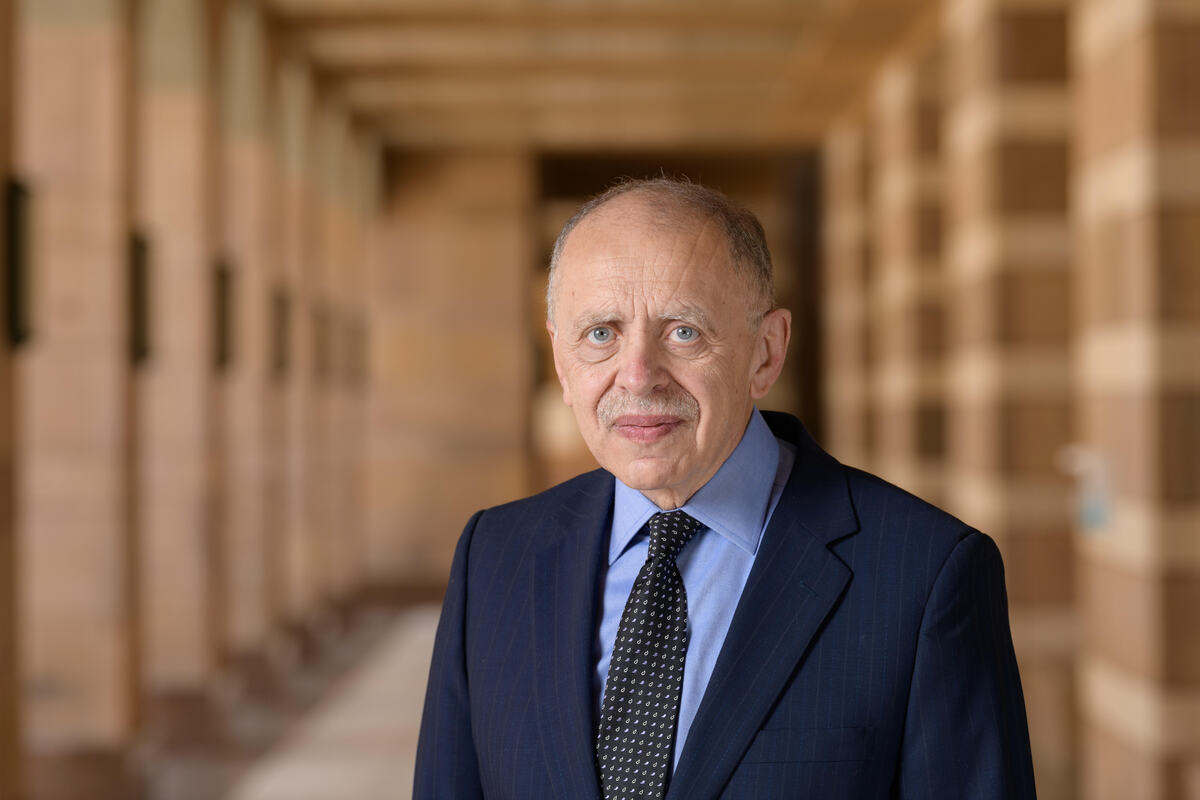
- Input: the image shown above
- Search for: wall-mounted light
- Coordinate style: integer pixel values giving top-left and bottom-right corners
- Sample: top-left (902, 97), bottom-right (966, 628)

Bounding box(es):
top-left (213, 257), bottom-right (234, 373)
top-left (5, 177), bottom-right (31, 347)
top-left (128, 231), bottom-right (151, 366)
top-left (270, 287), bottom-right (289, 382)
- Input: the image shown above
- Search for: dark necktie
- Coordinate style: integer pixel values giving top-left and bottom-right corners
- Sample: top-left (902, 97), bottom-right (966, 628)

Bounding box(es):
top-left (596, 510), bottom-right (703, 800)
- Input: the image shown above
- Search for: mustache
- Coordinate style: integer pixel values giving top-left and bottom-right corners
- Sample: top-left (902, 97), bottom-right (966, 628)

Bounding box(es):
top-left (597, 387), bottom-right (699, 428)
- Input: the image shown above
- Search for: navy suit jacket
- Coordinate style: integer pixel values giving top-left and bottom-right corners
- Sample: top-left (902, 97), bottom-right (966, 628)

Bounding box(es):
top-left (415, 412), bottom-right (1037, 798)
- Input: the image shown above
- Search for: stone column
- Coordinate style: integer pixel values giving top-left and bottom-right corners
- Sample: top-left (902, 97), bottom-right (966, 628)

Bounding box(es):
top-left (347, 135), bottom-right (379, 602)
top-left (311, 102), bottom-right (345, 613)
top-left (262, 54), bottom-right (288, 643)
top-left (135, 0), bottom-right (225, 751)
top-left (351, 136), bottom-right (382, 598)
top-left (1073, 0), bottom-right (1200, 796)
top-left (367, 152), bottom-right (534, 591)
top-left (867, 39), bottom-right (947, 504)
top-left (821, 117), bottom-right (873, 468)
top-left (941, 0), bottom-right (1075, 797)
top-left (0, 0), bottom-right (18, 795)
top-left (219, 0), bottom-right (275, 696)
top-left (318, 120), bottom-right (372, 612)
top-left (15, 0), bottom-right (140, 796)
top-left (277, 56), bottom-right (320, 653)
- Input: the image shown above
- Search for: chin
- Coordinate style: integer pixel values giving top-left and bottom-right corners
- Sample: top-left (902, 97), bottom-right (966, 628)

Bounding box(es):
top-left (611, 461), bottom-right (679, 493)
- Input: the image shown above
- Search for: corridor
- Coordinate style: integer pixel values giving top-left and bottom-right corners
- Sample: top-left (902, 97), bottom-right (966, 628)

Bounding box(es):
top-left (228, 607), bottom-right (437, 800)
top-left (1, 0), bottom-right (1198, 799)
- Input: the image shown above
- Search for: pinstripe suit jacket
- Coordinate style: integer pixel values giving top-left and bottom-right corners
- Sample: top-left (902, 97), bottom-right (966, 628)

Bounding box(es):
top-left (415, 412), bottom-right (1037, 799)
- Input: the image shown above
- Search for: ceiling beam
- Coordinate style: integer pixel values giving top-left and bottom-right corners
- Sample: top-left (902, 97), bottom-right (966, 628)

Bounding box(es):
top-left (377, 109), bottom-right (822, 151)
top-left (268, 1), bottom-right (824, 31)
top-left (297, 27), bottom-right (801, 68)
top-left (318, 56), bottom-right (792, 83)
top-left (340, 75), bottom-right (775, 111)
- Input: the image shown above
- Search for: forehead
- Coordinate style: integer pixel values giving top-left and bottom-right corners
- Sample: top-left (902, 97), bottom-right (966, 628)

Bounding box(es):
top-left (555, 196), bottom-right (738, 302)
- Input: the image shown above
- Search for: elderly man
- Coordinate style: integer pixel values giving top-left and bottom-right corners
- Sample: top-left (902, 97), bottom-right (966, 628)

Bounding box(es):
top-left (415, 178), bottom-right (1036, 799)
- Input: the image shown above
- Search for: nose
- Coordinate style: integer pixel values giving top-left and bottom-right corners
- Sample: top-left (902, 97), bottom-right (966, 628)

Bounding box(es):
top-left (614, 333), bottom-right (668, 396)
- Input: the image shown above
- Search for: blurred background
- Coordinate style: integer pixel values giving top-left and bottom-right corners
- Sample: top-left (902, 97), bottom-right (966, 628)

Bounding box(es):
top-left (0, 0), bottom-right (1197, 798)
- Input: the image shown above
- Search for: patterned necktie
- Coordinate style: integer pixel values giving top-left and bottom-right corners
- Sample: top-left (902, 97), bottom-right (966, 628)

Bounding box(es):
top-left (596, 510), bottom-right (703, 800)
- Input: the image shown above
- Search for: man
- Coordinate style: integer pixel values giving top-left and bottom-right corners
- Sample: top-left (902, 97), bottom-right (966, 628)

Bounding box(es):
top-left (415, 178), bottom-right (1036, 799)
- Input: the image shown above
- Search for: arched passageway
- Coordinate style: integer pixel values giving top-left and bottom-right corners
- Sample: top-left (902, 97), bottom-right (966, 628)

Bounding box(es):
top-left (1, 2), bottom-right (1198, 799)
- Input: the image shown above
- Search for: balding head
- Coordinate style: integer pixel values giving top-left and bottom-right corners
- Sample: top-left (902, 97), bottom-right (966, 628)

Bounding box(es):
top-left (546, 178), bottom-right (775, 327)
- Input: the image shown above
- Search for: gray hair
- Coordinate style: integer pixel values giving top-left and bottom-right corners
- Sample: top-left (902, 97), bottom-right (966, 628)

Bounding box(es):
top-left (546, 177), bottom-right (775, 325)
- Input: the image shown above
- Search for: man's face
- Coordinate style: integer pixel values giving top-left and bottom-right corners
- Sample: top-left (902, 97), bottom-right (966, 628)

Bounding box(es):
top-left (548, 195), bottom-right (790, 509)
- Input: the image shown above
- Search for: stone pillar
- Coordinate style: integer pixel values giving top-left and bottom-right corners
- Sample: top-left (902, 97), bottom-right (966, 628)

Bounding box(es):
top-left (219, 0), bottom-right (275, 695)
top-left (262, 55), bottom-right (288, 642)
top-left (318, 121), bottom-right (373, 613)
top-left (14, 0), bottom-right (140, 796)
top-left (349, 136), bottom-right (381, 598)
top-left (821, 117), bottom-right (873, 468)
top-left (1074, 1), bottom-right (1200, 797)
top-left (367, 152), bottom-right (534, 591)
top-left (135, 0), bottom-right (225, 751)
top-left (355, 137), bottom-right (379, 596)
top-left (868, 39), bottom-right (947, 504)
top-left (277, 56), bottom-right (320, 652)
top-left (311, 102), bottom-right (346, 612)
top-left (0, 0), bottom-right (18, 795)
top-left (941, 1), bottom-right (1075, 797)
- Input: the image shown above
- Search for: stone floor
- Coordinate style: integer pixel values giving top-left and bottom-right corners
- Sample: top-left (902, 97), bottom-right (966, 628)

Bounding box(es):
top-left (225, 606), bottom-right (440, 800)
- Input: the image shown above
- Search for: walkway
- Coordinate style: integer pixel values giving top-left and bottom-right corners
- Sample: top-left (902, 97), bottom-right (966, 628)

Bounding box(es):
top-left (228, 606), bottom-right (440, 800)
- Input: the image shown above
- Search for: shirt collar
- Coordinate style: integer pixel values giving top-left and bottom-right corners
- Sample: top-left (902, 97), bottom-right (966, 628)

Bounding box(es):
top-left (609, 408), bottom-right (780, 565)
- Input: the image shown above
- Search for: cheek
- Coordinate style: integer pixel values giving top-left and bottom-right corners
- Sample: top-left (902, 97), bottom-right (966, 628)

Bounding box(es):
top-left (687, 359), bottom-right (739, 404)
top-left (565, 366), bottom-right (611, 411)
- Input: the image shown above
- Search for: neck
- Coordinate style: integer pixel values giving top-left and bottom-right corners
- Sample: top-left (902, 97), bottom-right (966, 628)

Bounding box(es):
top-left (642, 487), bottom-right (692, 511)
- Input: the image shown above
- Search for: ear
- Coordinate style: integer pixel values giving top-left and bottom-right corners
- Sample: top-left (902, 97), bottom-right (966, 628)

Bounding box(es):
top-left (546, 319), bottom-right (573, 407)
top-left (748, 308), bottom-right (791, 400)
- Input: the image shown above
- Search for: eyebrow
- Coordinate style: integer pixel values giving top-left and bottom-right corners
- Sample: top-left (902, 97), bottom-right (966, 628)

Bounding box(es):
top-left (658, 304), bottom-right (715, 332)
top-left (567, 304), bottom-right (717, 338)
top-left (568, 310), bottom-right (621, 338)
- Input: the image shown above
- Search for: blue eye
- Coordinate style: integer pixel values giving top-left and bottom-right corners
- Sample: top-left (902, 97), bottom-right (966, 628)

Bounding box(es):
top-left (587, 327), bottom-right (613, 344)
top-left (673, 326), bottom-right (697, 342)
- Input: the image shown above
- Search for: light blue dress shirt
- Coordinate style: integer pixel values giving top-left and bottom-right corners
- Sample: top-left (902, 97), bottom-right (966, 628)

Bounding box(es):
top-left (594, 408), bottom-right (796, 769)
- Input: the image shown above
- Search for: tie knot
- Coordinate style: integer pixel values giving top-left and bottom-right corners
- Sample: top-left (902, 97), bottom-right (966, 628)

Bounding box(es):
top-left (646, 510), bottom-right (702, 562)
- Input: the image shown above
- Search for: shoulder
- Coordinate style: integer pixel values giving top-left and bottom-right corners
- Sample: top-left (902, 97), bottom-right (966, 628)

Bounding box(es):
top-left (765, 410), bottom-right (978, 570)
top-left (842, 466), bottom-right (973, 539)
top-left (804, 465), bottom-right (1010, 639)
top-left (460, 468), bottom-right (613, 552)
top-left (832, 465), bottom-right (984, 579)
top-left (474, 467), bottom-right (611, 526)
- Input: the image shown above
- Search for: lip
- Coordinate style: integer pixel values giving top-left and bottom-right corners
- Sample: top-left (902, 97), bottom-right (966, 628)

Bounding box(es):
top-left (611, 415), bottom-right (683, 444)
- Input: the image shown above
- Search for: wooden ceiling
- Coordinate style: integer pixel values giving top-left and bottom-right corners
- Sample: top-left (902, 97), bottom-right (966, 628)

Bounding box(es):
top-left (266, 0), bottom-right (932, 151)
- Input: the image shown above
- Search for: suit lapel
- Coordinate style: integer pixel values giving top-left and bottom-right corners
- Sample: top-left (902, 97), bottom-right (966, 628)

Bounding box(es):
top-left (531, 472), bottom-right (612, 800)
top-left (668, 420), bottom-right (859, 800)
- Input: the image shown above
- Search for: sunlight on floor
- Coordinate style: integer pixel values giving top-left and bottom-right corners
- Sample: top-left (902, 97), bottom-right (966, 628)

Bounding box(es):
top-left (227, 606), bottom-right (440, 800)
